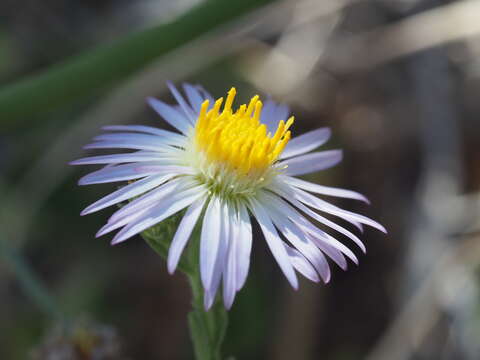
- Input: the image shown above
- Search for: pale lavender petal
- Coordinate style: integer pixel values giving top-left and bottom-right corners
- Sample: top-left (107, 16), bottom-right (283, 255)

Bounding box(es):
top-left (235, 204), bottom-right (252, 291)
top-left (292, 187), bottom-right (386, 233)
top-left (260, 190), bottom-right (359, 264)
top-left (274, 104), bottom-right (290, 125)
top-left (279, 150), bottom-right (343, 176)
top-left (249, 199), bottom-right (298, 289)
top-left (297, 222), bottom-right (359, 265)
top-left (204, 201), bottom-right (229, 310)
top-left (83, 140), bottom-right (175, 153)
top-left (183, 83), bottom-right (204, 113)
top-left (284, 245), bottom-right (320, 283)
top-left (200, 198), bottom-right (222, 291)
top-left (102, 125), bottom-right (184, 138)
top-left (280, 128), bottom-right (331, 159)
top-left (282, 175), bottom-right (369, 203)
top-left (167, 81), bottom-right (196, 124)
top-left (111, 185), bottom-right (206, 244)
top-left (108, 176), bottom-right (192, 223)
top-left (270, 179), bottom-right (363, 231)
top-left (70, 152), bottom-right (174, 165)
top-left (308, 233), bottom-right (348, 270)
top-left (94, 132), bottom-right (186, 147)
top-left (147, 97), bottom-right (191, 134)
top-left (167, 196), bottom-right (207, 274)
top-left (134, 165), bottom-right (194, 174)
top-left (96, 202), bottom-right (157, 238)
top-left (81, 174), bottom-right (172, 215)
top-left (266, 182), bottom-right (367, 249)
top-left (222, 207), bottom-right (237, 309)
top-left (285, 189), bottom-right (366, 253)
top-left (263, 199), bottom-right (331, 283)
top-left (78, 163), bottom-right (161, 185)
top-left (260, 100), bottom-right (280, 133)
top-left (310, 246), bottom-right (330, 283)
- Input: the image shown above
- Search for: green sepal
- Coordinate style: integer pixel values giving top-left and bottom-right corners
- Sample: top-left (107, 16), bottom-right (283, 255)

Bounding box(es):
top-left (140, 210), bottom-right (193, 275)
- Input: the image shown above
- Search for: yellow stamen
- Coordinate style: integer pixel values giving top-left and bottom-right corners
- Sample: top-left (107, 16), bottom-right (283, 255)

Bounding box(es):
top-left (194, 89), bottom-right (294, 175)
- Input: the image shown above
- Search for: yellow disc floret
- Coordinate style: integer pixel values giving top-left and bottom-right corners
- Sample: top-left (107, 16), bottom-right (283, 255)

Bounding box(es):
top-left (194, 88), bottom-right (294, 178)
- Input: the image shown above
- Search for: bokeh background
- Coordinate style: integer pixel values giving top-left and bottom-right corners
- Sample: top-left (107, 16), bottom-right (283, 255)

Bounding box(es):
top-left (1, 0), bottom-right (480, 359)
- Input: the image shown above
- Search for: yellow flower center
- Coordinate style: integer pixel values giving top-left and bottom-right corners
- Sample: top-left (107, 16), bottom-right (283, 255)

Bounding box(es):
top-left (194, 88), bottom-right (294, 177)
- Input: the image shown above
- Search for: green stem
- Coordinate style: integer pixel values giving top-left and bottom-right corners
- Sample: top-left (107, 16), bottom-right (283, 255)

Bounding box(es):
top-left (141, 212), bottom-right (229, 359)
top-left (188, 272), bottom-right (228, 360)
top-left (185, 229), bottom-right (228, 360)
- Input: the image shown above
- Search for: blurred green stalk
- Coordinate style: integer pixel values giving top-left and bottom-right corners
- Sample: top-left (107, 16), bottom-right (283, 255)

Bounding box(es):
top-left (0, 238), bottom-right (63, 320)
top-left (0, 0), bottom-right (274, 129)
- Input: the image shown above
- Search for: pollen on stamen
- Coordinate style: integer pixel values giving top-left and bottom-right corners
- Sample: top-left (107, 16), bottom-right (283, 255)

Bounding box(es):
top-left (193, 88), bottom-right (294, 178)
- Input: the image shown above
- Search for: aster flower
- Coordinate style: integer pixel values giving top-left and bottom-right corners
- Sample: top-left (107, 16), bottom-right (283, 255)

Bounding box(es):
top-left (71, 82), bottom-right (386, 310)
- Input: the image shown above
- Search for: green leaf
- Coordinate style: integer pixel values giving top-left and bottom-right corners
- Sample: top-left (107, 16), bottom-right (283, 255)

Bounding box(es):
top-left (0, 0), bottom-right (275, 129)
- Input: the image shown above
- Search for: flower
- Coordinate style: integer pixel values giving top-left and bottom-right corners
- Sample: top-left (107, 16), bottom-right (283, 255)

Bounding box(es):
top-left (71, 82), bottom-right (386, 309)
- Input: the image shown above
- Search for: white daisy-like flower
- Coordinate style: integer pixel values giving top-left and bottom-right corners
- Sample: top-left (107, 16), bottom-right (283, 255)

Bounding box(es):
top-left (71, 82), bottom-right (386, 310)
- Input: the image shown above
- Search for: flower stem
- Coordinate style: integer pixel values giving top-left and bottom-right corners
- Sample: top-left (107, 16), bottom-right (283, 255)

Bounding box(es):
top-left (186, 229), bottom-right (228, 360)
top-left (188, 272), bottom-right (228, 360)
top-left (142, 214), bottom-right (229, 359)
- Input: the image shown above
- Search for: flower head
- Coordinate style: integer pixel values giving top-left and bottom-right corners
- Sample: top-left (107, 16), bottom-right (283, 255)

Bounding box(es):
top-left (72, 82), bottom-right (386, 309)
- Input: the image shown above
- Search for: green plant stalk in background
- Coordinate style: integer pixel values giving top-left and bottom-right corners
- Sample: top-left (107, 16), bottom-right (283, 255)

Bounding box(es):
top-left (0, 237), bottom-right (64, 321)
top-left (142, 215), bottom-right (228, 360)
top-left (0, 0), bottom-right (274, 129)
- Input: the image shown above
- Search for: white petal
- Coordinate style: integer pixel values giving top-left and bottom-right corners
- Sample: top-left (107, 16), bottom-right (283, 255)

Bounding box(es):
top-left (279, 150), bottom-right (343, 176)
top-left (167, 196), bottom-right (207, 274)
top-left (282, 175), bottom-right (369, 203)
top-left (249, 199), bottom-right (298, 289)
top-left (280, 128), bottom-right (331, 159)
top-left (111, 185), bottom-right (206, 244)
top-left (200, 198), bottom-right (222, 291)
top-left (235, 204), bottom-right (252, 291)
top-left (81, 174), bottom-right (172, 215)
top-left (167, 81), bottom-right (196, 124)
top-left (147, 97), bottom-right (191, 134)
top-left (284, 245), bottom-right (320, 283)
